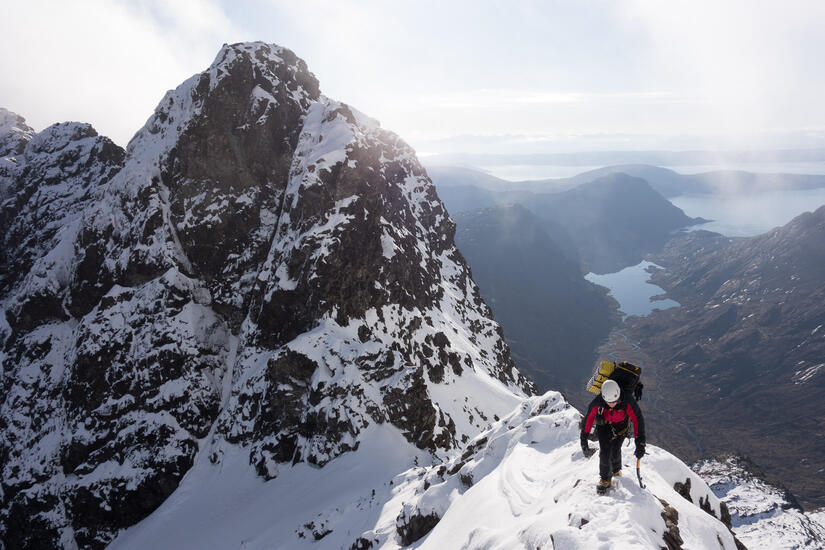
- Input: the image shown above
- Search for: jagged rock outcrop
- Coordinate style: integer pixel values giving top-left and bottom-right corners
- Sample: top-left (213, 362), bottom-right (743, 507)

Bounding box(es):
top-left (0, 42), bottom-right (533, 549)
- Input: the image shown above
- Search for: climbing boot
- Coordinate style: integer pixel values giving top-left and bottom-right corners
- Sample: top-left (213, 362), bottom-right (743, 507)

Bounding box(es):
top-left (596, 478), bottom-right (611, 495)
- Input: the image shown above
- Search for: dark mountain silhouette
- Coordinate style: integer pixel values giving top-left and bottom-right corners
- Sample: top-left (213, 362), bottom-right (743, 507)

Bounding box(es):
top-left (541, 164), bottom-right (825, 198)
top-left (526, 173), bottom-right (702, 273)
top-left (453, 204), bottom-right (619, 393)
top-left (432, 169), bottom-right (704, 274)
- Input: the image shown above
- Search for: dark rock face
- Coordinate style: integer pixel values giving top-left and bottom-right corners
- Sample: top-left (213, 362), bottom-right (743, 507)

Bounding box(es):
top-left (625, 207), bottom-right (825, 509)
top-left (658, 498), bottom-right (685, 550)
top-left (0, 42), bottom-right (532, 548)
top-left (672, 476), bottom-right (732, 529)
top-left (396, 509), bottom-right (441, 546)
top-left (162, 44), bottom-right (320, 330)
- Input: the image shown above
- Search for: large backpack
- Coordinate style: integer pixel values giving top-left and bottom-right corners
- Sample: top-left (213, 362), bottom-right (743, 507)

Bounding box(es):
top-left (586, 360), bottom-right (643, 401)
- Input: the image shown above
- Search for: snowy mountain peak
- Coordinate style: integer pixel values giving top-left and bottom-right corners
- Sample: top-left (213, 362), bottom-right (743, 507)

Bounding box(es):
top-left (126, 41), bottom-right (319, 162)
top-left (27, 121), bottom-right (98, 153)
top-left (1, 42), bottom-right (531, 548)
top-left (0, 107), bottom-right (35, 158)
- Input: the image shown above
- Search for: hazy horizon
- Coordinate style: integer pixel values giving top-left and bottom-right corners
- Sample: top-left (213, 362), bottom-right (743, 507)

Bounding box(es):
top-left (3, 1), bottom-right (825, 156)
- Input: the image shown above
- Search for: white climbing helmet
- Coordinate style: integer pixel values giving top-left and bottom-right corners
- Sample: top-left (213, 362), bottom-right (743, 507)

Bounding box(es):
top-left (601, 379), bottom-right (621, 403)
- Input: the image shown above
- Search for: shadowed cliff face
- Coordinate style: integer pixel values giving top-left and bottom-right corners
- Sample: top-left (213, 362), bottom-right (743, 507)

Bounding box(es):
top-left (0, 42), bottom-right (533, 549)
top-left (453, 204), bottom-right (620, 393)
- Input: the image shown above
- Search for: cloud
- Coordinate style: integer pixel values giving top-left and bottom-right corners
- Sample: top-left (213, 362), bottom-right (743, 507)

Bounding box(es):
top-left (0, 0), bottom-right (245, 146)
top-left (393, 89), bottom-right (690, 110)
top-left (3, 1), bottom-right (824, 154)
top-left (622, 0), bottom-right (825, 143)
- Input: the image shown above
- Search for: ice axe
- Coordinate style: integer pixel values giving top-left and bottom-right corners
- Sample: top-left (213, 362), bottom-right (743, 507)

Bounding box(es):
top-left (636, 458), bottom-right (646, 489)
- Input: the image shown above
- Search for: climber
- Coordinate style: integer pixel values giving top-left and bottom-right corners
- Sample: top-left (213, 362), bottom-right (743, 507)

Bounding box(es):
top-left (580, 379), bottom-right (646, 494)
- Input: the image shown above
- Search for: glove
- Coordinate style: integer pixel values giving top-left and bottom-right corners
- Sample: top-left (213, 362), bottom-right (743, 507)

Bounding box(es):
top-left (634, 382), bottom-right (643, 402)
top-left (635, 442), bottom-right (646, 459)
top-left (581, 433), bottom-right (596, 457)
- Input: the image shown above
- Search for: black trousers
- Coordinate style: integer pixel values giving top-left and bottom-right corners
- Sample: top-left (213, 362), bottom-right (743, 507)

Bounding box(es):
top-left (597, 425), bottom-right (625, 481)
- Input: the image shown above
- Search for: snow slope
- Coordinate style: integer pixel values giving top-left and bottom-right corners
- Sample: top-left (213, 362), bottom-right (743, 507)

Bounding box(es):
top-left (110, 392), bottom-right (742, 550)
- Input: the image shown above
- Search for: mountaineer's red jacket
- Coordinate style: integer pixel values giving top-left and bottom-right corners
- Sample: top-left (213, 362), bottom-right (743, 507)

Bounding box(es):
top-left (582, 392), bottom-right (645, 442)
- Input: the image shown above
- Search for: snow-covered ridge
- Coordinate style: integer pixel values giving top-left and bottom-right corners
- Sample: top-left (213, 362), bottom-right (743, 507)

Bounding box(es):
top-left (387, 392), bottom-right (742, 549)
top-left (109, 392), bottom-right (746, 550)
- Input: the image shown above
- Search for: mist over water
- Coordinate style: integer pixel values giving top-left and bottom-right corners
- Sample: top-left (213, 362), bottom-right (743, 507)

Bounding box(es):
top-left (472, 161), bottom-right (825, 237)
top-left (672, 187), bottom-right (825, 237)
top-left (478, 161), bottom-right (825, 182)
top-left (477, 164), bottom-right (604, 180)
top-left (666, 162), bottom-right (825, 175)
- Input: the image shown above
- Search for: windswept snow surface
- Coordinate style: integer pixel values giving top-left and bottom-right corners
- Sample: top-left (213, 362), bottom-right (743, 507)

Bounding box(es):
top-left (111, 393), bottom-right (739, 550)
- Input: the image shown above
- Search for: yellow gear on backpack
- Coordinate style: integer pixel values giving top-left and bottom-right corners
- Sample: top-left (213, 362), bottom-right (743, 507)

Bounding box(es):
top-left (586, 360), bottom-right (616, 395)
top-left (586, 360), bottom-right (643, 401)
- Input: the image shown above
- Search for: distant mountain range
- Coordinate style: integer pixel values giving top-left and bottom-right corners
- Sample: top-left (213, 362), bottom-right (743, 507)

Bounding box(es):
top-left (427, 162), bottom-right (825, 198)
top-left (432, 168), bottom-right (705, 274)
top-left (544, 164), bottom-right (825, 198)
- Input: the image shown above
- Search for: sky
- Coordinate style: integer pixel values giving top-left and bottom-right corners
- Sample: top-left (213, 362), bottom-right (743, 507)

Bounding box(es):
top-left (3, 0), bottom-right (825, 156)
